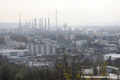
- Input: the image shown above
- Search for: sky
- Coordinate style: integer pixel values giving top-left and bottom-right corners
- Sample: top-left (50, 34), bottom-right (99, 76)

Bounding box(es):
top-left (0, 0), bottom-right (120, 25)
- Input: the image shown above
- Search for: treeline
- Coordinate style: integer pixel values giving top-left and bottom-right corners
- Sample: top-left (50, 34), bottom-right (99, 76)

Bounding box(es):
top-left (0, 54), bottom-right (119, 80)
top-left (107, 57), bottom-right (120, 69)
top-left (0, 36), bottom-right (5, 44)
top-left (10, 35), bottom-right (28, 43)
top-left (0, 64), bottom-right (57, 80)
top-left (0, 57), bottom-right (57, 80)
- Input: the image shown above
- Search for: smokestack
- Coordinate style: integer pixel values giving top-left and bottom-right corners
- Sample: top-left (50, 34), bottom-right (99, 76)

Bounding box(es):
top-left (38, 18), bottom-right (41, 29)
top-left (41, 18), bottom-right (43, 29)
top-left (48, 17), bottom-right (50, 30)
top-left (34, 18), bottom-right (37, 29)
top-left (29, 19), bottom-right (31, 30)
top-left (32, 19), bottom-right (34, 29)
top-left (63, 23), bottom-right (67, 31)
top-left (45, 18), bottom-right (47, 30)
top-left (19, 14), bottom-right (21, 31)
top-left (25, 19), bottom-right (27, 30)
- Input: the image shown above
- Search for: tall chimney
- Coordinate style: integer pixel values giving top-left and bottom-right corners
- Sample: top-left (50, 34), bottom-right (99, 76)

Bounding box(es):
top-left (41, 18), bottom-right (43, 29)
top-left (45, 18), bottom-right (47, 30)
top-left (25, 19), bottom-right (27, 30)
top-left (38, 18), bottom-right (41, 29)
top-left (19, 14), bottom-right (21, 31)
top-left (29, 19), bottom-right (31, 30)
top-left (48, 17), bottom-right (50, 30)
top-left (32, 19), bottom-right (34, 29)
top-left (34, 18), bottom-right (37, 29)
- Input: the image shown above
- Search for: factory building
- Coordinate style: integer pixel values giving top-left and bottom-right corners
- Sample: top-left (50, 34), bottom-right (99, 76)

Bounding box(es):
top-left (26, 43), bottom-right (59, 56)
top-left (0, 49), bottom-right (30, 59)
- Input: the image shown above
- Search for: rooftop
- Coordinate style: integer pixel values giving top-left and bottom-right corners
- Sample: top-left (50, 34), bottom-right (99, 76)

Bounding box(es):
top-left (0, 49), bottom-right (29, 53)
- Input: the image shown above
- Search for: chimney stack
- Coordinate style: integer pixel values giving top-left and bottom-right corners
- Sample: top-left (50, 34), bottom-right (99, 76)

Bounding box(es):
top-left (38, 18), bottom-right (41, 29)
top-left (48, 17), bottom-right (50, 30)
top-left (45, 18), bottom-right (47, 30)
top-left (34, 18), bottom-right (37, 29)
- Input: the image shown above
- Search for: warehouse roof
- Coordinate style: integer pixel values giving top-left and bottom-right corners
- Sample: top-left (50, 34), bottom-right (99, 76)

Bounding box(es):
top-left (0, 49), bottom-right (29, 53)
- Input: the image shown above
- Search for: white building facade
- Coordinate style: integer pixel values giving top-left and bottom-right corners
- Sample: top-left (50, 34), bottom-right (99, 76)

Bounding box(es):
top-left (0, 49), bottom-right (30, 59)
top-left (26, 43), bottom-right (59, 56)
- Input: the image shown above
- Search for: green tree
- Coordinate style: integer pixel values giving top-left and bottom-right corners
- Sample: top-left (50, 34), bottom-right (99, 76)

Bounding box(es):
top-left (113, 58), bottom-right (120, 68)
top-left (0, 63), bottom-right (15, 80)
top-left (0, 36), bottom-right (5, 44)
top-left (10, 35), bottom-right (28, 43)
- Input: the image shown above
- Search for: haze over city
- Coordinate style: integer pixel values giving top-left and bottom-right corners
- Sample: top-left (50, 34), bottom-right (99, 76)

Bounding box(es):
top-left (0, 0), bottom-right (120, 25)
top-left (1, 0), bottom-right (120, 80)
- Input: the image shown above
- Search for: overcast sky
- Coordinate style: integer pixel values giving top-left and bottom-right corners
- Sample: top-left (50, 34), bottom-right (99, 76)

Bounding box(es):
top-left (0, 0), bottom-right (120, 25)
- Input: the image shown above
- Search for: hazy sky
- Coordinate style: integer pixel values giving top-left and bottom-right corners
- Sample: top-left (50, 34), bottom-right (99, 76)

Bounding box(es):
top-left (0, 0), bottom-right (120, 25)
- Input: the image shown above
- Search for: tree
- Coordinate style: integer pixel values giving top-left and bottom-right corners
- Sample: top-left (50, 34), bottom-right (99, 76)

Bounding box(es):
top-left (107, 56), bottom-right (113, 66)
top-left (75, 34), bottom-right (83, 40)
top-left (0, 63), bottom-right (15, 80)
top-left (93, 64), bottom-right (97, 75)
top-left (0, 36), bottom-right (5, 44)
top-left (57, 35), bottom-right (65, 43)
top-left (113, 58), bottom-right (120, 68)
top-left (10, 35), bottom-right (28, 43)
